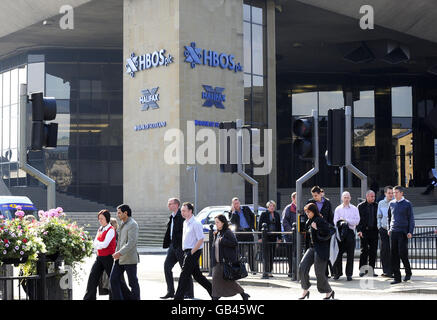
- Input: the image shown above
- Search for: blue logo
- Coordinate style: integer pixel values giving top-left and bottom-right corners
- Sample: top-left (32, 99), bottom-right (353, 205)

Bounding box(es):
top-left (134, 121), bottom-right (167, 131)
top-left (202, 85), bottom-right (226, 109)
top-left (126, 49), bottom-right (174, 78)
top-left (195, 120), bottom-right (220, 128)
top-left (140, 87), bottom-right (159, 111)
top-left (184, 42), bottom-right (243, 73)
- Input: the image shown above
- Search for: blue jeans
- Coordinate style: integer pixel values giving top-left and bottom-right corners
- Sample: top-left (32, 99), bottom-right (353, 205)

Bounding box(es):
top-left (110, 260), bottom-right (141, 300)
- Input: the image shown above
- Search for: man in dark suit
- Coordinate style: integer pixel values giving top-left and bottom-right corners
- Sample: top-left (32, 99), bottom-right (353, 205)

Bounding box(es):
top-left (357, 190), bottom-right (379, 277)
top-left (161, 198), bottom-right (194, 299)
top-left (307, 186), bottom-right (333, 225)
top-left (230, 197), bottom-right (256, 273)
top-left (307, 186), bottom-right (334, 277)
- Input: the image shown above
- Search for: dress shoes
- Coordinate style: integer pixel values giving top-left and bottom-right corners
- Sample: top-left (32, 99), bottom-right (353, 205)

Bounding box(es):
top-left (347, 276), bottom-right (353, 281)
top-left (390, 279), bottom-right (401, 284)
top-left (403, 275), bottom-right (411, 282)
top-left (160, 292), bottom-right (174, 299)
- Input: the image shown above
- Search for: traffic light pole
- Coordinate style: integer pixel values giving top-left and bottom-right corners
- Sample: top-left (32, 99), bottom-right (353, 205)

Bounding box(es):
top-left (344, 106), bottom-right (367, 200)
top-left (295, 109), bottom-right (319, 281)
top-left (236, 119), bottom-right (258, 217)
top-left (19, 84), bottom-right (56, 210)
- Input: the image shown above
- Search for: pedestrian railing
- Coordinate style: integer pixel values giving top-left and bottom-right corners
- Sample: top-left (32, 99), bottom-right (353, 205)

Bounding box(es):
top-left (0, 254), bottom-right (72, 300)
top-left (200, 224), bottom-right (437, 277)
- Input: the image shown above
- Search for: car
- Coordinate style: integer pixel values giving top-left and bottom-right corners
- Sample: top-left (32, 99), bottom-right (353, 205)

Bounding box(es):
top-left (195, 204), bottom-right (266, 232)
top-left (0, 196), bottom-right (38, 220)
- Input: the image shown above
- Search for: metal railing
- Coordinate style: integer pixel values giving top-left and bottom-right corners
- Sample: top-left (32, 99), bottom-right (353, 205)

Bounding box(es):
top-left (0, 254), bottom-right (72, 300)
top-left (200, 224), bottom-right (437, 277)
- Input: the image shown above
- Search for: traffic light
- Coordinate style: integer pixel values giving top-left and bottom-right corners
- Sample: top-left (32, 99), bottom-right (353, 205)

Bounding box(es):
top-left (219, 121), bottom-right (237, 173)
top-left (292, 116), bottom-right (314, 161)
top-left (30, 92), bottom-right (58, 151)
top-left (325, 108), bottom-right (345, 166)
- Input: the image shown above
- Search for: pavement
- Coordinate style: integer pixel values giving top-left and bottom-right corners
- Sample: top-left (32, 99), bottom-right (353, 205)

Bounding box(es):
top-left (71, 248), bottom-right (437, 300)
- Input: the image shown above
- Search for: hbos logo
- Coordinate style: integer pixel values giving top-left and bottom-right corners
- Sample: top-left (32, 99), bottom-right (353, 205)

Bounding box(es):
top-left (184, 42), bottom-right (243, 72)
top-left (201, 85), bottom-right (225, 109)
top-left (126, 50), bottom-right (174, 78)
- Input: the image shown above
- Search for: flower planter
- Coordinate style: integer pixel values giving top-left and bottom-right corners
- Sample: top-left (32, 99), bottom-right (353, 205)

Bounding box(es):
top-left (1, 256), bottom-right (29, 266)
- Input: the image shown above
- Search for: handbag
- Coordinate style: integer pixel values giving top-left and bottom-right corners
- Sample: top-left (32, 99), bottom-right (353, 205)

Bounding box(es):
top-left (316, 224), bottom-right (336, 241)
top-left (223, 259), bottom-right (248, 281)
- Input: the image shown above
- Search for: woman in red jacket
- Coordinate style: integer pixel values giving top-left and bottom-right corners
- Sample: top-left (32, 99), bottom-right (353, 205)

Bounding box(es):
top-left (83, 209), bottom-right (116, 300)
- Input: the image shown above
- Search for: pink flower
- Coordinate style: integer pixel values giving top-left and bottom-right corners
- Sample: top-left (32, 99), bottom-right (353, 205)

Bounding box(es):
top-left (15, 210), bottom-right (25, 218)
top-left (16, 206), bottom-right (22, 210)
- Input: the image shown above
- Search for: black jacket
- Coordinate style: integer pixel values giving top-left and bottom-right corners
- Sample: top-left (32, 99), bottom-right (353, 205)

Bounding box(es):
top-left (230, 206), bottom-right (255, 231)
top-left (162, 209), bottom-right (184, 249)
top-left (258, 210), bottom-right (282, 241)
top-left (305, 215), bottom-right (331, 261)
top-left (307, 198), bottom-right (334, 225)
top-left (211, 229), bottom-right (239, 267)
top-left (357, 201), bottom-right (378, 233)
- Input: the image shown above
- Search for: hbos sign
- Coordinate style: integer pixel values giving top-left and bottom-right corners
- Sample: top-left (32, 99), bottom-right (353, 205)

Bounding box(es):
top-left (184, 42), bottom-right (243, 72)
top-left (126, 49), bottom-right (174, 78)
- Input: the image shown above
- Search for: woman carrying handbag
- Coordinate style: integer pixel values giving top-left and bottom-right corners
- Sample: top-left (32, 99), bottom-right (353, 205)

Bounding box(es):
top-left (298, 203), bottom-right (335, 300)
top-left (211, 214), bottom-right (250, 300)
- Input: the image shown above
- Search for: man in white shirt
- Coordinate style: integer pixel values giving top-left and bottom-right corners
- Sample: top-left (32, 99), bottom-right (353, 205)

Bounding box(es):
top-left (174, 202), bottom-right (212, 300)
top-left (333, 191), bottom-right (360, 281)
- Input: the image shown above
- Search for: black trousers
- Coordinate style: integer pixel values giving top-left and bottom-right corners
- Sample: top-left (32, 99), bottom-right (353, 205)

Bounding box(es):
top-left (390, 231), bottom-right (412, 281)
top-left (333, 229), bottom-right (356, 278)
top-left (84, 255), bottom-right (114, 300)
top-left (174, 250), bottom-right (212, 300)
top-left (164, 244), bottom-right (194, 296)
top-left (379, 228), bottom-right (392, 275)
top-left (359, 230), bottom-right (379, 271)
top-left (266, 236), bottom-right (277, 273)
top-left (236, 232), bottom-right (255, 272)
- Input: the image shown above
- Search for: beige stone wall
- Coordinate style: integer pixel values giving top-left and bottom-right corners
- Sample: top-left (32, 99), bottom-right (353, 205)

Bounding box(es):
top-left (179, 0), bottom-right (245, 209)
top-left (123, 0), bottom-right (181, 212)
top-left (123, 0), bottom-right (245, 213)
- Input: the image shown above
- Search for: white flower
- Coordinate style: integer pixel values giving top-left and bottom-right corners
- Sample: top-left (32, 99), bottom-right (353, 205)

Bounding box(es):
top-left (62, 238), bottom-right (67, 243)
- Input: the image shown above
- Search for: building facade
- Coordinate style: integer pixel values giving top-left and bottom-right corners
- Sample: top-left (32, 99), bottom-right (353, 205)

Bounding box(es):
top-left (1, 0), bottom-right (437, 216)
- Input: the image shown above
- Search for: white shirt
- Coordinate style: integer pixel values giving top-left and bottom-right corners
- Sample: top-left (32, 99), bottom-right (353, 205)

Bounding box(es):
top-left (93, 224), bottom-right (115, 250)
top-left (334, 203), bottom-right (360, 231)
top-left (182, 215), bottom-right (204, 251)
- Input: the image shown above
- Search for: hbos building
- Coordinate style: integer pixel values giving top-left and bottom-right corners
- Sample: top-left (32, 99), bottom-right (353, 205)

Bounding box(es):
top-left (1, 0), bottom-right (436, 245)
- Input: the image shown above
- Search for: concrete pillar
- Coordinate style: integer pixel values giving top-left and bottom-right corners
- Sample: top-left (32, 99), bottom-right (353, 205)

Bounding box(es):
top-left (123, 0), bottom-right (245, 215)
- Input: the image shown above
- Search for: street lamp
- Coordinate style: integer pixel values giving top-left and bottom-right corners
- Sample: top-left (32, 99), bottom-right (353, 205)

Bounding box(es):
top-left (187, 165), bottom-right (198, 215)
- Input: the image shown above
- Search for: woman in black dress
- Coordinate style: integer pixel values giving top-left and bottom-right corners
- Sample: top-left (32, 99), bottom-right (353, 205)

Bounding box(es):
top-left (211, 214), bottom-right (250, 300)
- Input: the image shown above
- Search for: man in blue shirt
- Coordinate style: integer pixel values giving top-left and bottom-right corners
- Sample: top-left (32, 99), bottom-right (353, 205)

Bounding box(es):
top-left (388, 186), bottom-right (415, 284)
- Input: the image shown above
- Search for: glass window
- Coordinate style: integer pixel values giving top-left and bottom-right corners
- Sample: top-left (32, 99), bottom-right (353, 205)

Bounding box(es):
top-left (392, 86), bottom-right (412, 117)
top-left (319, 91), bottom-right (344, 116)
top-left (46, 73), bottom-right (71, 99)
top-left (244, 22), bottom-right (252, 74)
top-left (0, 73), bottom-right (3, 108)
top-left (292, 91), bottom-right (317, 116)
top-left (354, 90), bottom-right (375, 117)
top-left (252, 24), bottom-right (263, 76)
top-left (243, 4), bottom-right (251, 21)
top-left (2, 105), bottom-right (10, 150)
top-left (252, 6), bottom-right (263, 24)
top-left (3, 71), bottom-right (10, 106)
top-left (10, 104), bottom-right (18, 149)
top-left (10, 69), bottom-right (18, 105)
